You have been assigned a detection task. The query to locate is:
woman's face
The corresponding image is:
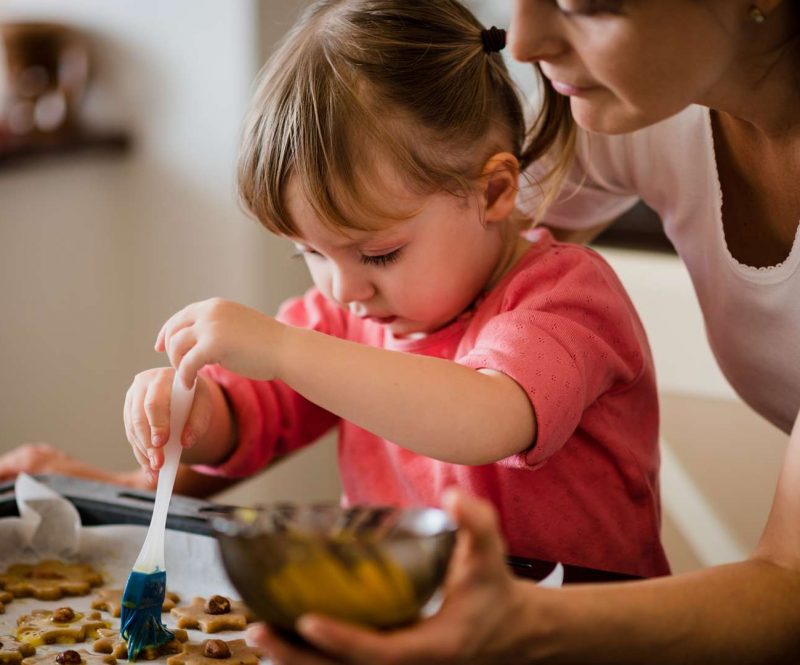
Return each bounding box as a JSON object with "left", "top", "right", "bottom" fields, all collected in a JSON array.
[{"left": 509, "top": 1, "right": 750, "bottom": 134}]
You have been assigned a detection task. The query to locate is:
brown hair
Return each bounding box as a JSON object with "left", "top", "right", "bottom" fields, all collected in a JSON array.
[
  {"left": 522, "top": 72, "right": 577, "bottom": 221},
  {"left": 238, "top": 0, "right": 554, "bottom": 236}
]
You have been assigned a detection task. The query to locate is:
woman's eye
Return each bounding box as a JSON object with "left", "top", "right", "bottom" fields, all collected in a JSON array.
[{"left": 360, "top": 249, "right": 402, "bottom": 267}]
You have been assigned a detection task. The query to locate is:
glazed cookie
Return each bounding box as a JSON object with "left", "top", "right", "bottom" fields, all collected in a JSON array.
[
  {"left": 92, "top": 628, "right": 188, "bottom": 660},
  {"left": 0, "top": 562, "right": 103, "bottom": 601},
  {"left": 170, "top": 597, "right": 253, "bottom": 633},
  {"left": 166, "top": 639, "right": 259, "bottom": 665},
  {"left": 0, "top": 636, "right": 36, "bottom": 665},
  {"left": 91, "top": 589, "right": 180, "bottom": 618},
  {"left": 0, "top": 590, "right": 13, "bottom": 614},
  {"left": 16, "top": 608, "right": 109, "bottom": 646},
  {"left": 21, "top": 648, "right": 115, "bottom": 665}
]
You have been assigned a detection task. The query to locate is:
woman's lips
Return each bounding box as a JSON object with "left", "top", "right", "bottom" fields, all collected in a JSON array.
[
  {"left": 368, "top": 315, "right": 397, "bottom": 324},
  {"left": 550, "top": 79, "right": 594, "bottom": 97}
]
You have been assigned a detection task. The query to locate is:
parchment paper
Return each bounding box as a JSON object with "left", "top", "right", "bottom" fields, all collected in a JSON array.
[{"left": 0, "top": 474, "right": 264, "bottom": 662}]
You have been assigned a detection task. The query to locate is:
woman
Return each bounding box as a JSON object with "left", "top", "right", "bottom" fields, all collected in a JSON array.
[{"left": 253, "top": 1, "right": 800, "bottom": 662}]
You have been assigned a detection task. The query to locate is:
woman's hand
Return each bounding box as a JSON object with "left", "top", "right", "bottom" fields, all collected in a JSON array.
[
  {"left": 157, "top": 298, "right": 287, "bottom": 389},
  {"left": 0, "top": 443, "right": 151, "bottom": 490},
  {"left": 251, "top": 489, "right": 537, "bottom": 665},
  {"left": 123, "top": 368, "right": 231, "bottom": 478}
]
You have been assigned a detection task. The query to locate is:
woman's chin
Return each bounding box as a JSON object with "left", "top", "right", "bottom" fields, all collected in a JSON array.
[{"left": 570, "top": 97, "right": 683, "bottom": 135}]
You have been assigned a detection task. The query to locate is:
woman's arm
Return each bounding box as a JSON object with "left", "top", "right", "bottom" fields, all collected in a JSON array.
[
  {"left": 256, "top": 409, "right": 800, "bottom": 664},
  {"left": 0, "top": 442, "right": 244, "bottom": 499}
]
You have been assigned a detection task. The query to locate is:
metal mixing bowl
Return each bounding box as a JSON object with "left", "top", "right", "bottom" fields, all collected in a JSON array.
[{"left": 212, "top": 504, "right": 457, "bottom": 632}]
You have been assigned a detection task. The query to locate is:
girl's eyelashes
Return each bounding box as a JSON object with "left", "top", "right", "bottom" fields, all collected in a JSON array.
[
  {"left": 292, "top": 244, "right": 403, "bottom": 266},
  {"left": 360, "top": 248, "right": 402, "bottom": 267}
]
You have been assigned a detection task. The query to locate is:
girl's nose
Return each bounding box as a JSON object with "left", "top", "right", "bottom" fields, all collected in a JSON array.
[
  {"left": 331, "top": 265, "right": 375, "bottom": 306},
  {"left": 508, "top": 1, "right": 565, "bottom": 64}
]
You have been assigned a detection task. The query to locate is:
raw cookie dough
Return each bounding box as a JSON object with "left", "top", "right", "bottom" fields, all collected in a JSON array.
[
  {"left": 170, "top": 597, "right": 253, "bottom": 633},
  {"left": 0, "top": 590, "right": 13, "bottom": 614},
  {"left": 0, "top": 562, "right": 103, "bottom": 601},
  {"left": 166, "top": 640, "right": 259, "bottom": 665},
  {"left": 21, "top": 648, "right": 115, "bottom": 665},
  {"left": 0, "top": 636, "right": 36, "bottom": 665},
  {"left": 16, "top": 609, "right": 109, "bottom": 646},
  {"left": 91, "top": 590, "right": 180, "bottom": 618},
  {"left": 92, "top": 628, "right": 188, "bottom": 660}
]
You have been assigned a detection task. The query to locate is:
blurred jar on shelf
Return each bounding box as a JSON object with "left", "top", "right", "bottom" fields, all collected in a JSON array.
[{"left": 0, "top": 21, "right": 90, "bottom": 147}]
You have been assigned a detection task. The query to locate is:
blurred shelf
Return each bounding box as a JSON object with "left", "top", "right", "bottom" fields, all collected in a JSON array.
[{"left": 0, "top": 129, "right": 131, "bottom": 171}]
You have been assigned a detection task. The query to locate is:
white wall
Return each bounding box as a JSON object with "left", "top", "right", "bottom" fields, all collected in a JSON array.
[{"left": 0, "top": 1, "right": 341, "bottom": 504}]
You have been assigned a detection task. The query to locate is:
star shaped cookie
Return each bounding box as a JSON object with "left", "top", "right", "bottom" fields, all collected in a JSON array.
[
  {"left": 166, "top": 639, "right": 259, "bottom": 665},
  {"left": 92, "top": 628, "right": 188, "bottom": 661},
  {"left": 16, "top": 608, "right": 109, "bottom": 646},
  {"left": 0, "top": 562, "right": 103, "bottom": 601},
  {"left": 170, "top": 597, "right": 253, "bottom": 633},
  {"left": 21, "top": 647, "right": 115, "bottom": 665},
  {"left": 0, "top": 635, "right": 36, "bottom": 665},
  {"left": 0, "top": 589, "right": 13, "bottom": 614},
  {"left": 91, "top": 589, "right": 180, "bottom": 618}
]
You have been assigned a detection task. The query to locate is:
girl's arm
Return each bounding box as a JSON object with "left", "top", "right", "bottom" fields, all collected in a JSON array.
[{"left": 277, "top": 327, "right": 535, "bottom": 465}]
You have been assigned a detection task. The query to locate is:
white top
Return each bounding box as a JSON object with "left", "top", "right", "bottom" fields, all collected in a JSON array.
[{"left": 520, "top": 105, "right": 800, "bottom": 434}]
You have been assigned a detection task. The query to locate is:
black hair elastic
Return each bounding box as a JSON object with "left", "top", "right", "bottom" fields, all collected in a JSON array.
[{"left": 481, "top": 26, "right": 506, "bottom": 53}]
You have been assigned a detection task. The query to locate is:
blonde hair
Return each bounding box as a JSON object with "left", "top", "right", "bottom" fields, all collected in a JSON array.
[
  {"left": 239, "top": 0, "right": 539, "bottom": 236},
  {"left": 522, "top": 71, "right": 577, "bottom": 222}
]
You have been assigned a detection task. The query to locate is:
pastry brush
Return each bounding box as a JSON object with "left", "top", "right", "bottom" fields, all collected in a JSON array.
[{"left": 120, "top": 372, "right": 195, "bottom": 661}]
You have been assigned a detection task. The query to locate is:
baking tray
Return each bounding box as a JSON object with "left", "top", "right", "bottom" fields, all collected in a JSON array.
[
  {"left": 0, "top": 475, "right": 639, "bottom": 584},
  {"left": 0, "top": 474, "right": 231, "bottom": 536}
]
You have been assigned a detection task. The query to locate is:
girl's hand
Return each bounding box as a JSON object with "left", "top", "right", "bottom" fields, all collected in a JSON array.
[
  {"left": 123, "top": 368, "right": 221, "bottom": 480},
  {"left": 250, "top": 490, "right": 530, "bottom": 665},
  {"left": 157, "top": 298, "right": 287, "bottom": 389}
]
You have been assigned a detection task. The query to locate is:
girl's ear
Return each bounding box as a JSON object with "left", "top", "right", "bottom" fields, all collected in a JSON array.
[{"left": 481, "top": 152, "right": 520, "bottom": 224}]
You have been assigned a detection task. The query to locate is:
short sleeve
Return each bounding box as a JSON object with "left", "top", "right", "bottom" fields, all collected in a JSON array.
[{"left": 458, "top": 246, "right": 648, "bottom": 466}]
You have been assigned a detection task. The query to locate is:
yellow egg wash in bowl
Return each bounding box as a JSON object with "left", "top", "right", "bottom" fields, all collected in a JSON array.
[{"left": 212, "top": 504, "right": 457, "bottom": 633}]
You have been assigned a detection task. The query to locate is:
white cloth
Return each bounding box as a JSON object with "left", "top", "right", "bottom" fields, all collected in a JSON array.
[{"left": 520, "top": 105, "right": 800, "bottom": 433}]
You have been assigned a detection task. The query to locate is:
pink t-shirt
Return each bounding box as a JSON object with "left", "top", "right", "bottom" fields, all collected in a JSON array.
[{"left": 199, "top": 229, "right": 668, "bottom": 577}]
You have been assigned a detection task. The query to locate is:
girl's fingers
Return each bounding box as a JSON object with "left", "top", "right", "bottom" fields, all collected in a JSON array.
[
  {"left": 125, "top": 386, "right": 153, "bottom": 473},
  {"left": 156, "top": 304, "right": 196, "bottom": 352},
  {"left": 165, "top": 326, "right": 198, "bottom": 382},
  {"left": 178, "top": 342, "right": 212, "bottom": 391},
  {"left": 143, "top": 369, "right": 175, "bottom": 449},
  {"left": 128, "top": 382, "right": 154, "bottom": 468}
]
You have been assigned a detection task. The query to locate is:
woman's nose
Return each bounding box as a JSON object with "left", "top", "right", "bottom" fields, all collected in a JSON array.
[
  {"left": 331, "top": 265, "right": 375, "bottom": 306},
  {"left": 508, "top": 1, "right": 565, "bottom": 64}
]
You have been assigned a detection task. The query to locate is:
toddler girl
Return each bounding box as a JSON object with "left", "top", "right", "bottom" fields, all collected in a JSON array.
[{"left": 125, "top": 0, "right": 668, "bottom": 577}]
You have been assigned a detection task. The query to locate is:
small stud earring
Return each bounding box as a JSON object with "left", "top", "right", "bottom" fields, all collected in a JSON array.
[{"left": 748, "top": 5, "right": 766, "bottom": 23}]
